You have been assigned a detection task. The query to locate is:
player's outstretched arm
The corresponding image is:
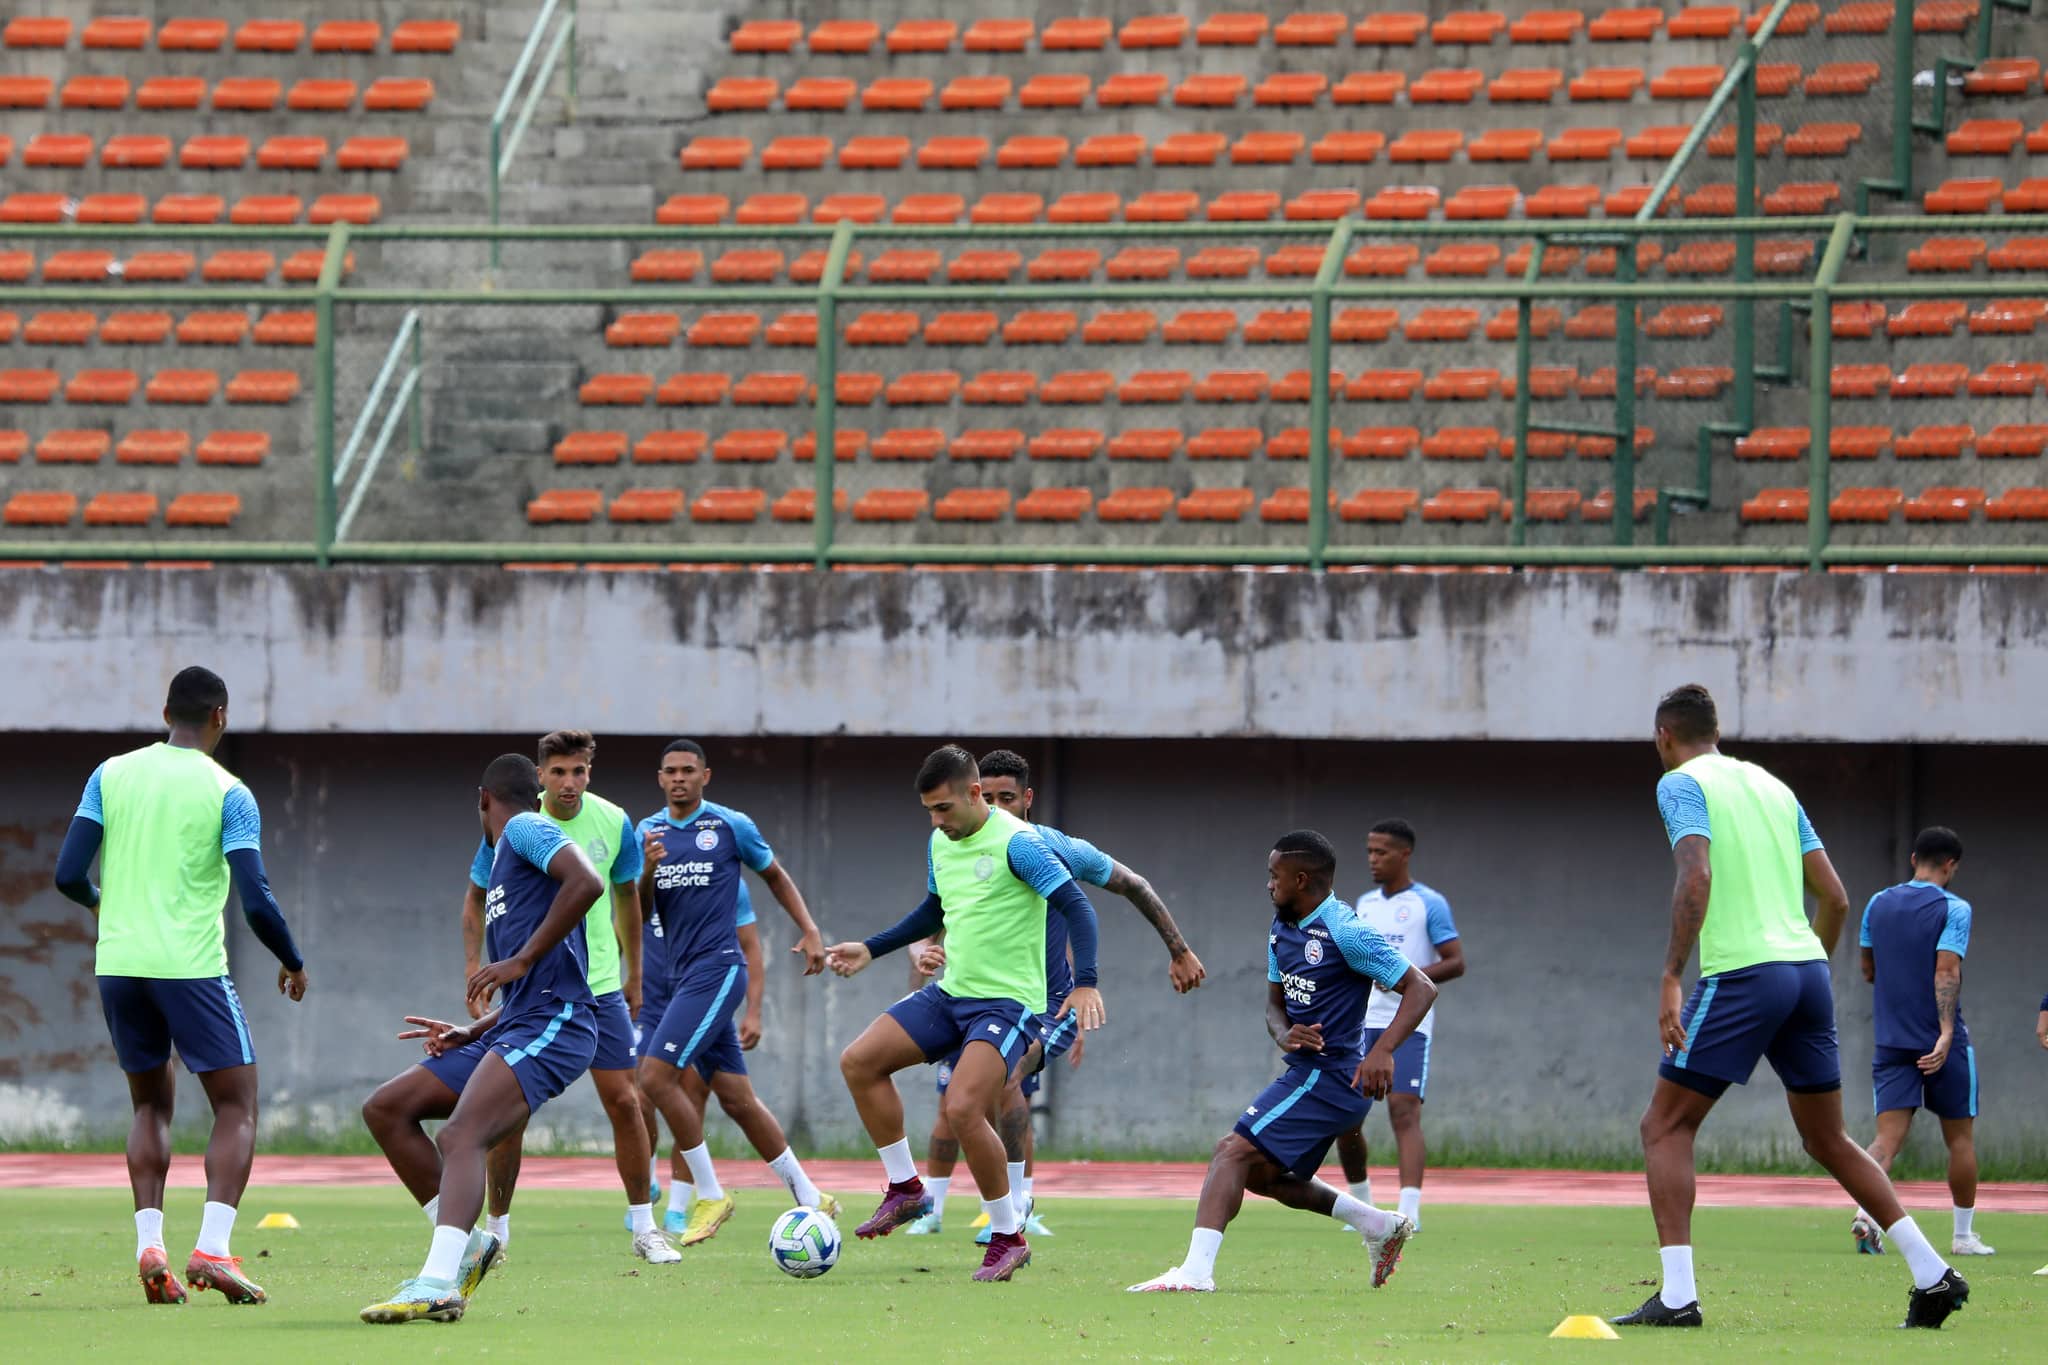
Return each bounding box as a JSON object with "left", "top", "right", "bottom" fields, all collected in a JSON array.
[
  {"left": 1802, "top": 848, "right": 1850, "bottom": 956},
  {"left": 52, "top": 815, "right": 103, "bottom": 911},
  {"left": 832, "top": 894, "right": 945, "bottom": 976},
  {"left": 227, "top": 847, "right": 307, "bottom": 1000},
  {"left": 467, "top": 840, "right": 602, "bottom": 1011},
  {"left": 759, "top": 859, "right": 826, "bottom": 975},
  {"left": 1103, "top": 858, "right": 1205, "bottom": 992},
  {"left": 399, "top": 1010, "right": 496, "bottom": 1056}
]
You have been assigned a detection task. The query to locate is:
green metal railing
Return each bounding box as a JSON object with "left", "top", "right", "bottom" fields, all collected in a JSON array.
[{"left": 488, "top": 0, "right": 578, "bottom": 271}]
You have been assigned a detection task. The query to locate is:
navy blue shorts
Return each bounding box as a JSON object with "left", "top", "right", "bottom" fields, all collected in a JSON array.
[
  {"left": 590, "top": 990, "right": 638, "bottom": 1071},
  {"left": 1874, "top": 1040, "right": 1977, "bottom": 1120},
  {"left": 1660, "top": 959, "right": 1841, "bottom": 1099},
  {"left": 423, "top": 1001, "right": 598, "bottom": 1114},
  {"left": 887, "top": 983, "right": 1033, "bottom": 1073},
  {"left": 936, "top": 1047, "right": 1042, "bottom": 1098},
  {"left": 1359, "top": 1028, "right": 1431, "bottom": 1113},
  {"left": 1033, "top": 1009, "right": 1082, "bottom": 1068},
  {"left": 98, "top": 975, "right": 255, "bottom": 1075},
  {"left": 634, "top": 973, "right": 671, "bottom": 1045},
  {"left": 1234, "top": 1063, "right": 1370, "bottom": 1181},
  {"left": 646, "top": 962, "right": 747, "bottom": 1078}
]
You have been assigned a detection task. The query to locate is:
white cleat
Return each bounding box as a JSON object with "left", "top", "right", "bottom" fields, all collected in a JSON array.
[
  {"left": 633, "top": 1229, "right": 682, "bottom": 1264},
  {"left": 1126, "top": 1266, "right": 1215, "bottom": 1293},
  {"left": 1951, "top": 1233, "right": 1996, "bottom": 1257},
  {"left": 1367, "top": 1213, "right": 1415, "bottom": 1288}
]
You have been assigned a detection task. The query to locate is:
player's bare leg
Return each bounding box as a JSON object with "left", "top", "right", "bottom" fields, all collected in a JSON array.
[
  {"left": 944, "top": 1041, "right": 1029, "bottom": 1280},
  {"left": 636, "top": 1053, "right": 728, "bottom": 1245},
  {"left": 585, "top": 1069, "right": 673, "bottom": 1261},
  {"left": 1387, "top": 1094, "right": 1426, "bottom": 1228},
  {"left": 1938, "top": 1117, "right": 1989, "bottom": 1254},
  {"left": 485, "top": 1122, "right": 522, "bottom": 1223},
  {"left": 362, "top": 1068, "right": 461, "bottom": 1205},
  {"left": 124, "top": 1064, "right": 186, "bottom": 1304},
  {"left": 907, "top": 1114, "right": 958, "bottom": 1233},
  {"left": 1855, "top": 1108, "right": 1915, "bottom": 1253},
  {"left": 180, "top": 1064, "right": 265, "bottom": 1303},
  {"left": 839, "top": 1014, "right": 943, "bottom": 1238},
  {"left": 1616, "top": 1078, "right": 1717, "bottom": 1325},
  {"left": 705, "top": 1070, "right": 836, "bottom": 1218}
]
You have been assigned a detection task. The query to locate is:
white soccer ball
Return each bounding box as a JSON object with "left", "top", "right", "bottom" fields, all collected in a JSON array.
[{"left": 768, "top": 1206, "right": 841, "bottom": 1278}]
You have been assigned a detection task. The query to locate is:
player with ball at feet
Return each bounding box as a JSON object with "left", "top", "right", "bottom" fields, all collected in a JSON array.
[{"left": 1130, "top": 830, "right": 1434, "bottom": 1294}]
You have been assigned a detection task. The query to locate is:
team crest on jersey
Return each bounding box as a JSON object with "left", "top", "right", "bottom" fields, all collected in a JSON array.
[
  {"left": 695, "top": 827, "right": 720, "bottom": 851},
  {"left": 591, "top": 837, "right": 610, "bottom": 866},
  {"left": 1303, "top": 938, "right": 1324, "bottom": 965},
  {"left": 1396, "top": 905, "right": 1411, "bottom": 922},
  {"left": 973, "top": 855, "right": 995, "bottom": 882}
]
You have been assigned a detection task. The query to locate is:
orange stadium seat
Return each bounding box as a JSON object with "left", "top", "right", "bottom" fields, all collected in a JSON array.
[
  {"left": 1412, "top": 69, "right": 1486, "bottom": 104},
  {"left": 888, "top": 19, "right": 956, "bottom": 53},
  {"left": 1257, "top": 72, "right": 1329, "bottom": 106},
  {"left": 1340, "top": 489, "right": 1420, "bottom": 523},
  {"left": 1030, "top": 429, "right": 1105, "bottom": 460},
  {"left": 234, "top": 20, "right": 304, "bottom": 52},
  {"left": 1355, "top": 13, "right": 1429, "bottom": 44},
  {"left": 1590, "top": 7, "right": 1665, "bottom": 39},
  {"left": 965, "top": 18, "right": 1034, "bottom": 51},
  {"left": 166, "top": 493, "right": 240, "bottom": 527},
  {"left": 810, "top": 20, "right": 879, "bottom": 53},
  {"left": 1120, "top": 15, "right": 1189, "bottom": 48},
  {"left": 1098, "top": 488, "right": 1176, "bottom": 522},
  {"left": 1333, "top": 72, "right": 1407, "bottom": 104},
  {"left": 1042, "top": 18, "right": 1111, "bottom": 49},
  {"left": 5, "top": 492, "right": 79, "bottom": 526},
  {"left": 1016, "top": 488, "right": 1093, "bottom": 522},
  {"left": 1904, "top": 487, "right": 1986, "bottom": 522},
  {"left": 690, "top": 489, "right": 767, "bottom": 524}
]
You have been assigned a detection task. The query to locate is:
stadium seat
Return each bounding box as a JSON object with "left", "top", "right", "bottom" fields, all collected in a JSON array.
[
  {"left": 1333, "top": 72, "right": 1407, "bottom": 104},
  {"left": 1344, "top": 427, "right": 1421, "bottom": 459},
  {"left": 1740, "top": 488, "right": 1809, "bottom": 522},
  {"left": 1829, "top": 487, "right": 1904, "bottom": 523},
  {"left": 1256, "top": 72, "right": 1329, "bottom": 106},
  {"left": 1571, "top": 67, "right": 1646, "bottom": 101},
  {"left": 707, "top": 78, "right": 777, "bottom": 112},
  {"left": 1980, "top": 425, "right": 2048, "bottom": 457},
  {"left": 101, "top": 312, "right": 171, "bottom": 344},
  {"left": 785, "top": 78, "right": 854, "bottom": 111},
  {"left": 359, "top": 77, "right": 436, "bottom": 110},
  {"left": 888, "top": 18, "right": 956, "bottom": 53},
  {"left": 792, "top": 431, "right": 867, "bottom": 461},
  {"left": 691, "top": 489, "right": 767, "bottom": 523},
  {"left": 963, "top": 371, "right": 1037, "bottom": 404},
  {"left": 1020, "top": 74, "right": 1091, "bottom": 108},
  {"left": 872, "top": 431, "right": 946, "bottom": 462},
  {"left": 1178, "top": 488, "right": 1256, "bottom": 522},
  {"left": 654, "top": 372, "right": 730, "bottom": 406},
  {"left": 1971, "top": 362, "right": 2048, "bottom": 396},
  {"left": 1042, "top": 371, "right": 1113, "bottom": 403},
  {"left": 527, "top": 489, "right": 602, "bottom": 525},
  {"left": 998, "top": 135, "right": 1068, "bottom": 169},
  {"left": 1946, "top": 120, "right": 2022, "bottom": 156},
  {"left": 608, "top": 489, "right": 686, "bottom": 524},
  {"left": 1340, "top": 489, "right": 1420, "bottom": 523},
  {"left": 1652, "top": 66, "right": 1725, "bottom": 99},
  {"left": 769, "top": 488, "right": 848, "bottom": 523},
  {"left": 555, "top": 431, "right": 627, "bottom": 466},
  {"left": 1412, "top": 70, "right": 1486, "bottom": 104},
  {"left": 136, "top": 77, "right": 204, "bottom": 109},
  {"left": 933, "top": 489, "right": 1011, "bottom": 523},
  {"left": 1806, "top": 62, "right": 1880, "bottom": 96},
  {"left": 941, "top": 78, "right": 1009, "bottom": 112},
  {"left": 1986, "top": 489, "right": 2048, "bottom": 521},
  {"left": 1029, "top": 429, "right": 1105, "bottom": 460},
  {"left": 950, "top": 429, "right": 1024, "bottom": 461},
  {"left": 965, "top": 18, "right": 1035, "bottom": 51},
  {"left": 1108, "top": 429, "right": 1185, "bottom": 460},
  {"left": 1904, "top": 487, "right": 1986, "bottom": 521},
  {"left": 1120, "top": 14, "right": 1188, "bottom": 47},
  {"left": 118, "top": 430, "right": 190, "bottom": 465},
  {"left": 1896, "top": 425, "right": 1975, "bottom": 458},
  {"left": 1422, "top": 489, "right": 1504, "bottom": 522},
  {"left": 165, "top": 494, "right": 240, "bottom": 528},
  {"left": 1963, "top": 58, "right": 2039, "bottom": 96},
  {"left": 4, "top": 492, "right": 79, "bottom": 526},
  {"left": 1349, "top": 369, "right": 1424, "bottom": 401},
  {"left": 38, "top": 429, "right": 112, "bottom": 463},
  {"left": 1313, "top": 131, "right": 1387, "bottom": 163},
  {"left": 179, "top": 311, "right": 251, "bottom": 343},
  {"left": 1891, "top": 363, "right": 1969, "bottom": 397},
  {"left": 1355, "top": 13, "right": 1430, "bottom": 44},
  {"left": 1098, "top": 488, "right": 1176, "bottom": 522},
  {"left": 1016, "top": 488, "right": 1092, "bottom": 521},
  {"left": 1522, "top": 489, "right": 1584, "bottom": 522},
  {"left": 213, "top": 77, "right": 282, "bottom": 111},
  {"left": 1176, "top": 74, "right": 1247, "bottom": 108}
]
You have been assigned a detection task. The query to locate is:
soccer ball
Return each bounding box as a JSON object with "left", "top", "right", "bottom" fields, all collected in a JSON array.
[{"left": 768, "top": 1206, "right": 841, "bottom": 1279}]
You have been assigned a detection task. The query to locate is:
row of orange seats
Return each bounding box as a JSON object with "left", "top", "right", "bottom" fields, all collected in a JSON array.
[
  {"left": 2, "top": 309, "right": 314, "bottom": 346},
  {"left": 0, "top": 368, "right": 300, "bottom": 404},
  {"left": 0, "top": 75, "right": 434, "bottom": 111},
  {"left": 1946, "top": 119, "right": 2048, "bottom": 156},
  {"left": 1827, "top": 363, "right": 2048, "bottom": 398},
  {"left": 1737, "top": 424, "right": 2048, "bottom": 458},
  {"left": 1901, "top": 238, "right": 2048, "bottom": 273},
  {"left": 1924, "top": 178, "right": 2048, "bottom": 213},
  {"left": 1831, "top": 300, "right": 2048, "bottom": 337},
  {"left": 2, "top": 17, "right": 457, "bottom": 53},
  {"left": 0, "top": 429, "right": 270, "bottom": 464},
  {"left": 1, "top": 189, "right": 385, "bottom": 226},
  {"left": 4, "top": 490, "right": 242, "bottom": 527},
  {"left": 1742, "top": 486, "right": 2048, "bottom": 521},
  {"left": 724, "top": 7, "right": 1927, "bottom": 56},
  {"left": 1, "top": 245, "right": 359, "bottom": 283},
  {"left": 0, "top": 131, "right": 408, "bottom": 173}
]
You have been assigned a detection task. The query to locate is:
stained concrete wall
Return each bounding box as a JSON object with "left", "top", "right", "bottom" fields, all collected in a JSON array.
[
  {"left": 6, "top": 566, "right": 2048, "bottom": 742},
  {"left": 4, "top": 731, "right": 2044, "bottom": 1168}
]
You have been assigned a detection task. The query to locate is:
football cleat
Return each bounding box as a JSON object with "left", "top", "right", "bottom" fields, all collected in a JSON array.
[
  {"left": 455, "top": 1231, "right": 502, "bottom": 1298},
  {"left": 677, "top": 1195, "right": 734, "bottom": 1247},
  {"left": 1126, "top": 1266, "right": 1215, "bottom": 1293},
  {"left": 359, "top": 1276, "right": 464, "bottom": 1324},
  {"left": 185, "top": 1251, "right": 265, "bottom": 1305},
  {"left": 903, "top": 1212, "right": 944, "bottom": 1235},
  {"left": 1951, "top": 1233, "right": 1995, "bottom": 1257},
  {"left": 1368, "top": 1213, "right": 1414, "bottom": 1289},
  {"left": 972, "top": 1231, "right": 1030, "bottom": 1282},
  {"left": 854, "top": 1181, "right": 931, "bottom": 1240},
  {"left": 633, "top": 1229, "right": 681, "bottom": 1264},
  {"left": 1612, "top": 1292, "right": 1703, "bottom": 1327},
  {"left": 1900, "top": 1268, "right": 1969, "bottom": 1329},
  {"left": 139, "top": 1247, "right": 186, "bottom": 1305}
]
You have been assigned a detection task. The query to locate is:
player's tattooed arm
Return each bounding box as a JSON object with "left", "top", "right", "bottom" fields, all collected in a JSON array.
[
  {"left": 1660, "top": 835, "right": 1712, "bottom": 1053},
  {"left": 1921, "top": 950, "right": 1963, "bottom": 1073},
  {"left": 1105, "top": 859, "right": 1207, "bottom": 992}
]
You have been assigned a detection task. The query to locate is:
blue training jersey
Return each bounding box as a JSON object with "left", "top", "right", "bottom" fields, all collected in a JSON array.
[
  {"left": 1032, "top": 823, "right": 1114, "bottom": 1006},
  {"left": 77, "top": 761, "right": 264, "bottom": 855},
  {"left": 484, "top": 811, "right": 594, "bottom": 1017},
  {"left": 644, "top": 880, "right": 754, "bottom": 997},
  {"left": 1267, "top": 895, "right": 1411, "bottom": 1074},
  {"left": 639, "top": 800, "right": 773, "bottom": 984},
  {"left": 1860, "top": 880, "right": 1972, "bottom": 1052}
]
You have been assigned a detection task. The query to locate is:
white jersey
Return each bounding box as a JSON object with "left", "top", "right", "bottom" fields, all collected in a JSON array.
[{"left": 1356, "top": 881, "right": 1458, "bottom": 1035}]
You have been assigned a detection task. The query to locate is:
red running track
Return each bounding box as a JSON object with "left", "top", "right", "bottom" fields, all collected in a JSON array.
[{"left": 4, "top": 1155, "right": 2046, "bottom": 1212}]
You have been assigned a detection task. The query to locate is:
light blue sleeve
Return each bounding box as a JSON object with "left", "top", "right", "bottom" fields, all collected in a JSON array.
[
  {"left": 1035, "top": 824, "right": 1117, "bottom": 887},
  {"left": 609, "top": 812, "right": 644, "bottom": 884},
  {"left": 1795, "top": 804, "right": 1823, "bottom": 854},
  {"left": 1005, "top": 828, "right": 1077, "bottom": 898},
  {"left": 1656, "top": 772, "right": 1712, "bottom": 846},
  {"left": 1937, "top": 894, "right": 1972, "bottom": 957},
  {"left": 1329, "top": 910, "right": 1412, "bottom": 990},
  {"left": 502, "top": 811, "right": 573, "bottom": 875},
  {"left": 729, "top": 809, "right": 775, "bottom": 873},
  {"left": 75, "top": 764, "right": 106, "bottom": 824},
  {"left": 468, "top": 837, "right": 494, "bottom": 889},
  {"left": 1267, "top": 940, "right": 1282, "bottom": 984},
  {"left": 735, "top": 880, "right": 757, "bottom": 927},
  {"left": 1419, "top": 887, "right": 1459, "bottom": 946},
  {"left": 1858, "top": 894, "right": 1879, "bottom": 949},
  {"left": 219, "top": 783, "right": 262, "bottom": 855}
]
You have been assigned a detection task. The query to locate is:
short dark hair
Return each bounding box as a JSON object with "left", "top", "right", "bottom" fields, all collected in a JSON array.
[
  {"left": 482, "top": 753, "right": 541, "bottom": 808},
  {"left": 977, "top": 749, "right": 1031, "bottom": 789},
  {"left": 917, "top": 744, "right": 978, "bottom": 794},
  {"left": 164, "top": 666, "right": 228, "bottom": 724},
  {"left": 661, "top": 739, "right": 707, "bottom": 764},
  {"left": 1912, "top": 826, "right": 1964, "bottom": 866},
  {"left": 1656, "top": 683, "right": 1720, "bottom": 744},
  {"left": 1273, "top": 829, "right": 1338, "bottom": 879},
  {"left": 538, "top": 729, "right": 596, "bottom": 764},
  {"left": 1370, "top": 818, "right": 1416, "bottom": 850}
]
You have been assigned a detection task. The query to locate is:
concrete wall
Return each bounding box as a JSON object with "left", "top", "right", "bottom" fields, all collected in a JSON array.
[
  {"left": 7, "top": 566, "right": 2048, "bottom": 743},
  {"left": 5, "top": 730, "right": 2044, "bottom": 1167}
]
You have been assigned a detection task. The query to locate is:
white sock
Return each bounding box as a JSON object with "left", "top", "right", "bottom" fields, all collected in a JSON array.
[
  {"left": 983, "top": 1196, "right": 1020, "bottom": 1237},
  {"left": 1021, "top": 1174, "right": 1034, "bottom": 1205},
  {"left": 486, "top": 1213, "right": 509, "bottom": 1246},
  {"left": 681, "top": 1143, "right": 725, "bottom": 1202},
  {"left": 196, "top": 1201, "right": 236, "bottom": 1258},
  {"left": 1659, "top": 1245, "right": 1697, "bottom": 1309},
  {"left": 649, "top": 1155, "right": 661, "bottom": 1190},
  {"left": 927, "top": 1175, "right": 952, "bottom": 1217},
  {"left": 1184, "top": 1226, "right": 1224, "bottom": 1280},
  {"left": 1008, "top": 1161, "right": 1029, "bottom": 1217},
  {"left": 135, "top": 1207, "right": 165, "bottom": 1257},
  {"left": 1349, "top": 1178, "right": 1374, "bottom": 1206},
  {"left": 878, "top": 1137, "right": 917, "bottom": 1185},
  {"left": 667, "top": 1181, "right": 694, "bottom": 1216},
  {"left": 1954, "top": 1205, "right": 1975, "bottom": 1238},
  {"left": 627, "top": 1203, "right": 655, "bottom": 1235},
  {"left": 422, "top": 1194, "right": 441, "bottom": 1226},
  {"left": 1398, "top": 1186, "right": 1423, "bottom": 1225},
  {"left": 1331, "top": 1191, "right": 1397, "bottom": 1238},
  {"left": 768, "top": 1147, "right": 821, "bottom": 1207},
  {"left": 420, "top": 1224, "right": 471, "bottom": 1284},
  {"left": 1887, "top": 1216, "right": 1949, "bottom": 1289}
]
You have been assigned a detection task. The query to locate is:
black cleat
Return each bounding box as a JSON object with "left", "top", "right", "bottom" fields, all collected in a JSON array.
[
  {"left": 1612, "top": 1292, "right": 1703, "bottom": 1327},
  {"left": 1900, "top": 1268, "right": 1969, "bottom": 1329}
]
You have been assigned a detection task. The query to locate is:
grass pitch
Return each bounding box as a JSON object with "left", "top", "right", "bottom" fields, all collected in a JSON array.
[{"left": 1, "top": 1188, "right": 2041, "bottom": 1361}]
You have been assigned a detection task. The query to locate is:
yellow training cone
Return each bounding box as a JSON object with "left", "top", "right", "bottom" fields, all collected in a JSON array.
[
  {"left": 1550, "top": 1316, "right": 1620, "bottom": 1340},
  {"left": 255, "top": 1212, "right": 300, "bottom": 1230}
]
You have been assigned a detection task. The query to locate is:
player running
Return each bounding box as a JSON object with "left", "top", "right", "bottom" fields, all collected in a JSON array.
[
  {"left": 1850, "top": 827, "right": 1992, "bottom": 1259},
  {"left": 915, "top": 748, "right": 1203, "bottom": 1243},
  {"left": 1332, "top": 819, "right": 1464, "bottom": 1232},
  {"left": 358, "top": 754, "right": 603, "bottom": 1324},
  {"left": 828, "top": 745, "right": 1103, "bottom": 1282},
  {"left": 1615, "top": 684, "right": 1966, "bottom": 1330},
  {"left": 54, "top": 666, "right": 308, "bottom": 1307},
  {"left": 458, "top": 731, "right": 674, "bottom": 1264},
  {"left": 635, "top": 739, "right": 832, "bottom": 1247},
  {"left": 1130, "top": 830, "right": 1432, "bottom": 1294}
]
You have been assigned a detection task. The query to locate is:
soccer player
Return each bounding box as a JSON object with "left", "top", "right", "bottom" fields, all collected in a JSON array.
[
  {"left": 1332, "top": 819, "right": 1464, "bottom": 1232},
  {"left": 1614, "top": 684, "right": 1966, "bottom": 1330},
  {"left": 635, "top": 739, "right": 832, "bottom": 1248},
  {"left": 357, "top": 754, "right": 603, "bottom": 1324},
  {"left": 827, "top": 745, "right": 1104, "bottom": 1282},
  {"left": 1128, "top": 830, "right": 1432, "bottom": 1294},
  {"left": 54, "top": 665, "right": 308, "bottom": 1307},
  {"left": 458, "top": 731, "right": 674, "bottom": 1264},
  {"left": 1851, "top": 827, "right": 1991, "bottom": 1258}
]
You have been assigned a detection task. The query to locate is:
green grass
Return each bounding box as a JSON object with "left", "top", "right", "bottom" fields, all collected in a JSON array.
[{"left": 2, "top": 1188, "right": 2042, "bottom": 1362}]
